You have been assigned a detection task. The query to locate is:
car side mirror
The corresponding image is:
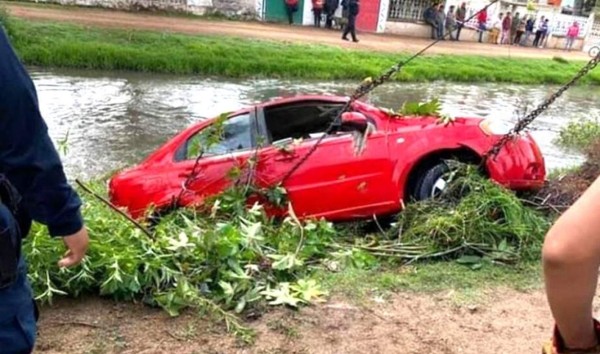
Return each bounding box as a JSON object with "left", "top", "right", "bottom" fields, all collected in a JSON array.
[{"left": 340, "top": 112, "right": 369, "bottom": 133}]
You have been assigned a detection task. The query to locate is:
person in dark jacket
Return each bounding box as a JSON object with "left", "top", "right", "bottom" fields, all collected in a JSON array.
[
  {"left": 324, "top": 0, "right": 339, "bottom": 29},
  {"left": 341, "top": 0, "right": 349, "bottom": 19},
  {"left": 342, "top": 0, "right": 359, "bottom": 42},
  {"left": 423, "top": 4, "right": 439, "bottom": 40},
  {"left": 0, "top": 26, "right": 89, "bottom": 353},
  {"left": 522, "top": 16, "right": 535, "bottom": 45}
]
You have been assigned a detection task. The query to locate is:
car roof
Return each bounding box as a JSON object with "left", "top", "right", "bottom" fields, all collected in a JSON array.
[
  {"left": 188, "top": 95, "right": 356, "bottom": 131},
  {"left": 257, "top": 94, "right": 350, "bottom": 108}
]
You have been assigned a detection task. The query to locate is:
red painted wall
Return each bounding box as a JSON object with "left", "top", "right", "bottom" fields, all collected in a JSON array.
[{"left": 356, "top": 0, "right": 381, "bottom": 32}]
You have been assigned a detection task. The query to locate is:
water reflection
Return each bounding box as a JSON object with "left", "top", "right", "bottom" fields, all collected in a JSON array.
[{"left": 31, "top": 68, "right": 597, "bottom": 179}]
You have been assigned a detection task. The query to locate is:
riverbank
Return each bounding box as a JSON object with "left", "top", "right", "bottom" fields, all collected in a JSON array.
[{"left": 2, "top": 4, "right": 600, "bottom": 85}]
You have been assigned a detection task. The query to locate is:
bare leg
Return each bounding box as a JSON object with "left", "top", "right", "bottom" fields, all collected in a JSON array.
[{"left": 543, "top": 176, "right": 600, "bottom": 349}]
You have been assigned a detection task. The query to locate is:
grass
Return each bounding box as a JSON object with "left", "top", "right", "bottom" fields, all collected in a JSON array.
[
  {"left": 556, "top": 117, "right": 600, "bottom": 151},
  {"left": 3, "top": 16, "right": 600, "bottom": 85},
  {"left": 3, "top": 0, "right": 248, "bottom": 20},
  {"left": 316, "top": 261, "right": 541, "bottom": 304},
  {"left": 547, "top": 165, "right": 581, "bottom": 179}
]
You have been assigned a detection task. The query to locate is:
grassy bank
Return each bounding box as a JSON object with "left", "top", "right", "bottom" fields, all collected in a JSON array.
[
  {"left": 2, "top": 15, "right": 600, "bottom": 84},
  {"left": 556, "top": 117, "right": 600, "bottom": 151},
  {"left": 317, "top": 261, "right": 541, "bottom": 305}
]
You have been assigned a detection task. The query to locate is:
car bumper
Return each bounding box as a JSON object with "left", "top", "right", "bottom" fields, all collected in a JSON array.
[{"left": 485, "top": 133, "right": 546, "bottom": 191}]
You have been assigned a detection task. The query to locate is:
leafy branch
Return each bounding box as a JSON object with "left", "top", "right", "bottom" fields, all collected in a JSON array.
[{"left": 384, "top": 98, "right": 455, "bottom": 126}]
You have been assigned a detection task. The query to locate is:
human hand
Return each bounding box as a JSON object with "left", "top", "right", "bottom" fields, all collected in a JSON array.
[{"left": 58, "top": 227, "right": 90, "bottom": 268}]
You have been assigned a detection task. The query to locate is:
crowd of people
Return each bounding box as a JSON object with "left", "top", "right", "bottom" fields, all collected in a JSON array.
[
  {"left": 284, "top": 0, "right": 361, "bottom": 42},
  {"left": 423, "top": 3, "right": 582, "bottom": 51},
  {"left": 283, "top": 0, "right": 583, "bottom": 51}
]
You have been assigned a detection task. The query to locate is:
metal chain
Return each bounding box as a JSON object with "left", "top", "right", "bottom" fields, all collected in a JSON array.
[
  {"left": 280, "top": 0, "right": 501, "bottom": 183},
  {"left": 485, "top": 53, "right": 600, "bottom": 160}
]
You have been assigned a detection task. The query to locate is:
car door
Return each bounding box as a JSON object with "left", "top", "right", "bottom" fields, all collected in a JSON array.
[
  {"left": 255, "top": 120, "right": 397, "bottom": 220},
  {"left": 167, "top": 111, "right": 259, "bottom": 208}
]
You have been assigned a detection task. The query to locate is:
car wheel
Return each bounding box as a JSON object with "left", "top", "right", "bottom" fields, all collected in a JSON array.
[
  {"left": 590, "top": 46, "right": 600, "bottom": 58},
  {"left": 411, "top": 161, "right": 452, "bottom": 201}
]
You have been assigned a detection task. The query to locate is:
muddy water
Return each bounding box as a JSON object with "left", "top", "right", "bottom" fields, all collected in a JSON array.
[{"left": 31, "top": 68, "right": 600, "bottom": 179}]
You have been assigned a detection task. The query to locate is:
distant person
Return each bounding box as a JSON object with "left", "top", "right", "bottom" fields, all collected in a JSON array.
[
  {"left": 312, "top": 0, "right": 324, "bottom": 27},
  {"left": 477, "top": 8, "right": 488, "bottom": 43},
  {"left": 446, "top": 5, "right": 457, "bottom": 40},
  {"left": 514, "top": 15, "right": 526, "bottom": 45},
  {"left": 532, "top": 16, "right": 546, "bottom": 47},
  {"left": 489, "top": 12, "right": 502, "bottom": 44},
  {"left": 501, "top": 12, "right": 512, "bottom": 45},
  {"left": 436, "top": 3, "right": 446, "bottom": 40},
  {"left": 342, "top": 0, "right": 359, "bottom": 42},
  {"left": 285, "top": 0, "right": 299, "bottom": 25},
  {"left": 539, "top": 18, "right": 550, "bottom": 48},
  {"left": 324, "top": 0, "right": 339, "bottom": 29},
  {"left": 455, "top": 2, "right": 467, "bottom": 41},
  {"left": 510, "top": 12, "right": 520, "bottom": 44},
  {"left": 565, "top": 21, "right": 580, "bottom": 52},
  {"left": 522, "top": 15, "right": 535, "bottom": 45},
  {"left": 424, "top": 4, "right": 439, "bottom": 40}
]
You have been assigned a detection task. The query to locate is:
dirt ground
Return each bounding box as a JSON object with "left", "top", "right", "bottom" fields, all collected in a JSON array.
[
  {"left": 34, "top": 287, "right": 569, "bottom": 354},
  {"left": 3, "top": 2, "right": 590, "bottom": 61}
]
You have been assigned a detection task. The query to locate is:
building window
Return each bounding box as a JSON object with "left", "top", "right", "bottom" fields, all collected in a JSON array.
[
  {"left": 388, "top": 0, "right": 430, "bottom": 22},
  {"left": 591, "top": 20, "right": 600, "bottom": 38}
]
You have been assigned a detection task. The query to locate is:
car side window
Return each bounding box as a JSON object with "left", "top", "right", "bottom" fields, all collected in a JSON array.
[{"left": 185, "top": 113, "right": 253, "bottom": 160}]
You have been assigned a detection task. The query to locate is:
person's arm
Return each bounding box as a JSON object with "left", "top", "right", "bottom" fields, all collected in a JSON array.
[{"left": 0, "top": 27, "right": 88, "bottom": 267}]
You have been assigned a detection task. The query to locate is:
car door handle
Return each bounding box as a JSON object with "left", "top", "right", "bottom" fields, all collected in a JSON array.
[
  {"left": 275, "top": 154, "right": 297, "bottom": 161},
  {"left": 178, "top": 169, "right": 197, "bottom": 178}
]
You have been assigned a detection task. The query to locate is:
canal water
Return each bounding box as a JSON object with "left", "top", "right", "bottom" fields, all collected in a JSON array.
[{"left": 31, "top": 68, "right": 600, "bottom": 179}]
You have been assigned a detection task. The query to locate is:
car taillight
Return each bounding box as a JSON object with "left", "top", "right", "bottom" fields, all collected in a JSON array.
[{"left": 525, "top": 162, "right": 544, "bottom": 180}]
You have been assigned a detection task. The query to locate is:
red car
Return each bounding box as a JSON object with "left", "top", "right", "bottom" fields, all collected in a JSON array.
[{"left": 108, "top": 95, "right": 546, "bottom": 220}]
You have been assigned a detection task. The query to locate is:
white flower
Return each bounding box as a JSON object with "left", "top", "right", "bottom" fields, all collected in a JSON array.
[
  {"left": 244, "top": 264, "right": 260, "bottom": 274},
  {"left": 240, "top": 218, "right": 263, "bottom": 244},
  {"left": 210, "top": 199, "right": 221, "bottom": 218},
  {"left": 304, "top": 222, "right": 317, "bottom": 231},
  {"left": 248, "top": 202, "right": 264, "bottom": 217},
  {"left": 167, "top": 232, "right": 196, "bottom": 251}
]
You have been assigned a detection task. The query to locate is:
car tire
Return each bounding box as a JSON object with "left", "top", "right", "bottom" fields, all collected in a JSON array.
[{"left": 411, "top": 161, "right": 451, "bottom": 201}]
